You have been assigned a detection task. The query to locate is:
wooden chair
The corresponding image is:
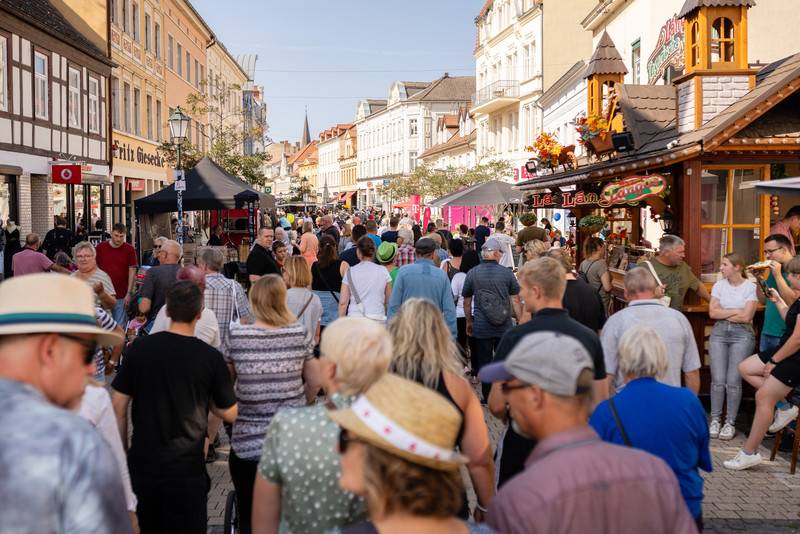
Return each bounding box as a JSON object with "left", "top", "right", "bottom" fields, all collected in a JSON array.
[{"left": 769, "top": 395, "right": 800, "bottom": 474}]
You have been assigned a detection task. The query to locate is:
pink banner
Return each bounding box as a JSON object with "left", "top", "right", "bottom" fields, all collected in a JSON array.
[
  {"left": 410, "top": 194, "right": 421, "bottom": 222},
  {"left": 423, "top": 207, "right": 431, "bottom": 231}
]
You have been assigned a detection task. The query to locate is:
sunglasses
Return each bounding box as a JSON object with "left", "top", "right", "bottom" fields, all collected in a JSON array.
[
  {"left": 500, "top": 382, "right": 531, "bottom": 393},
  {"left": 58, "top": 334, "right": 99, "bottom": 365},
  {"left": 338, "top": 428, "right": 363, "bottom": 454}
]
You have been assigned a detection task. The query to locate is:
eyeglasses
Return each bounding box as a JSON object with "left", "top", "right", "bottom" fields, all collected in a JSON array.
[
  {"left": 58, "top": 334, "right": 99, "bottom": 365},
  {"left": 338, "top": 428, "right": 363, "bottom": 454},
  {"left": 764, "top": 247, "right": 782, "bottom": 255},
  {"left": 500, "top": 382, "right": 531, "bottom": 393},
  {"left": 75, "top": 255, "right": 93, "bottom": 260}
]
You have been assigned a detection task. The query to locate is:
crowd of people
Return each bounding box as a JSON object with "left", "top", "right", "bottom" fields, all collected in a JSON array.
[{"left": 1, "top": 206, "right": 799, "bottom": 534}]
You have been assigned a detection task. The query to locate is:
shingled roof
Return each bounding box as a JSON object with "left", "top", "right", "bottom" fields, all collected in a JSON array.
[
  {"left": 420, "top": 129, "right": 477, "bottom": 160},
  {"left": 407, "top": 75, "right": 476, "bottom": 102},
  {"left": 584, "top": 31, "right": 628, "bottom": 78},
  {"left": 678, "top": 0, "right": 756, "bottom": 19},
  {"left": 615, "top": 84, "right": 678, "bottom": 154},
  {"left": 1, "top": 0, "right": 110, "bottom": 63}
]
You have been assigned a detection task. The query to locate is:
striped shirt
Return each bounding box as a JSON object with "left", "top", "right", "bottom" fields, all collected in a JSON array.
[
  {"left": 94, "top": 307, "right": 117, "bottom": 381},
  {"left": 226, "top": 323, "right": 314, "bottom": 461}
]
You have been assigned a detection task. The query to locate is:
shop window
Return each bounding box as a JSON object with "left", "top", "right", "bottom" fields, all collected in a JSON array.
[
  {"left": 34, "top": 53, "right": 48, "bottom": 119},
  {"left": 700, "top": 167, "right": 763, "bottom": 273},
  {"left": 711, "top": 17, "right": 735, "bottom": 63}
]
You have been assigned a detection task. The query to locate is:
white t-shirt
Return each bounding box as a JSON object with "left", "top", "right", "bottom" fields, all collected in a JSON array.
[
  {"left": 76, "top": 385, "right": 137, "bottom": 512},
  {"left": 287, "top": 287, "right": 323, "bottom": 338},
  {"left": 711, "top": 278, "right": 758, "bottom": 310},
  {"left": 491, "top": 232, "right": 517, "bottom": 269},
  {"left": 151, "top": 306, "right": 221, "bottom": 348},
  {"left": 342, "top": 261, "right": 391, "bottom": 318},
  {"left": 451, "top": 272, "right": 475, "bottom": 319}
]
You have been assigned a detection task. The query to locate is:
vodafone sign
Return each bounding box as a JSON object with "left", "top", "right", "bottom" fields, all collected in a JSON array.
[{"left": 52, "top": 165, "right": 82, "bottom": 184}]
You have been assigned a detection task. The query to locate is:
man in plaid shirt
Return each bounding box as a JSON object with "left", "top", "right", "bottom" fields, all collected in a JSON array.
[
  {"left": 395, "top": 228, "right": 417, "bottom": 268},
  {"left": 197, "top": 247, "right": 253, "bottom": 460}
]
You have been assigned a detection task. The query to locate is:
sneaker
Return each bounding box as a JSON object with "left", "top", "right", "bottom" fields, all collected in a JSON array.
[
  {"left": 709, "top": 420, "right": 721, "bottom": 438},
  {"left": 768, "top": 405, "right": 799, "bottom": 433},
  {"left": 723, "top": 450, "right": 762, "bottom": 470},
  {"left": 719, "top": 423, "right": 736, "bottom": 440}
]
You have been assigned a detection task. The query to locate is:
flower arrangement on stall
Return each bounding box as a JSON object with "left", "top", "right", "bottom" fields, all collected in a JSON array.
[
  {"left": 579, "top": 214, "right": 606, "bottom": 235},
  {"left": 575, "top": 116, "right": 610, "bottom": 158},
  {"left": 527, "top": 132, "right": 563, "bottom": 170}
]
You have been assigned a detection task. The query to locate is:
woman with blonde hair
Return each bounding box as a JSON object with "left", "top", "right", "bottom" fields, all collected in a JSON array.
[
  {"left": 283, "top": 255, "right": 323, "bottom": 344},
  {"left": 388, "top": 298, "right": 495, "bottom": 521},
  {"left": 299, "top": 219, "right": 319, "bottom": 266},
  {"left": 340, "top": 222, "right": 353, "bottom": 251},
  {"left": 523, "top": 239, "right": 548, "bottom": 262},
  {"left": 226, "top": 274, "right": 321, "bottom": 534}
]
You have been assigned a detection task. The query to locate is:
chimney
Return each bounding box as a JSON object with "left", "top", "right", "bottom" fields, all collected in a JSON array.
[{"left": 444, "top": 72, "right": 449, "bottom": 77}]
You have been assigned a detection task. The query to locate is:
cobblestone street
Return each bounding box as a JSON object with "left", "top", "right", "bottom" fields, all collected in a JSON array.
[{"left": 205, "top": 399, "right": 800, "bottom": 533}]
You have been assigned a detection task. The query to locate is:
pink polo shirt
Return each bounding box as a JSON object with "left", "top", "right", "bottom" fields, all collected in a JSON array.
[
  {"left": 769, "top": 220, "right": 794, "bottom": 246},
  {"left": 11, "top": 248, "right": 54, "bottom": 276}
]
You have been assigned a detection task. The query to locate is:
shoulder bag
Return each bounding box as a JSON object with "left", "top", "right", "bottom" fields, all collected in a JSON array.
[
  {"left": 609, "top": 396, "right": 633, "bottom": 447},
  {"left": 643, "top": 260, "right": 671, "bottom": 307},
  {"left": 229, "top": 281, "right": 244, "bottom": 331},
  {"left": 345, "top": 268, "right": 386, "bottom": 324},
  {"left": 296, "top": 292, "right": 314, "bottom": 319},
  {"left": 471, "top": 265, "right": 511, "bottom": 326},
  {"left": 577, "top": 259, "right": 600, "bottom": 286}
]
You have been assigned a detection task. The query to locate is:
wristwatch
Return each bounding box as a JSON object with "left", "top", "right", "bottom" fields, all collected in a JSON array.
[
  {"left": 769, "top": 357, "right": 777, "bottom": 365},
  {"left": 108, "top": 360, "right": 120, "bottom": 369}
]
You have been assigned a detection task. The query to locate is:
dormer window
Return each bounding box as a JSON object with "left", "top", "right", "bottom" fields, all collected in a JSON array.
[
  {"left": 711, "top": 17, "right": 735, "bottom": 63},
  {"left": 690, "top": 22, "right": 701, "bottom": 67}
]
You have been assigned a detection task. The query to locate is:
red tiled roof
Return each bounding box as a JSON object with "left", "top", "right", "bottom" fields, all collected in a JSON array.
[{"left": 420, "top": 130, "right": 476, "bottom": 159}]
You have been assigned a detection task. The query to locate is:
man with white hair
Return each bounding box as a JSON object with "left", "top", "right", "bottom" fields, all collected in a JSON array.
[
  {"left": 138, "top": 239, "right": 182, "bottom": 325},
  {"left": 645, "top": 234, "right": 711, "bottom": 311},
  {"left": 462, "top": 236, "right": 522, "bottom": 400},
  {"left": 601, "top": 267, "right": 701, "bottom": 395}
]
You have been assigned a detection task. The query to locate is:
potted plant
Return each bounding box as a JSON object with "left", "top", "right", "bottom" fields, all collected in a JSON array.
[
  {"left": 519, "top": 213, "right": 537, "bottom": 226},
  {"left": 579, "top": 214, "right": 606, "bottom": 235},
  {"left": 576, "top": 116, "right": 613, "bottom": 160}
]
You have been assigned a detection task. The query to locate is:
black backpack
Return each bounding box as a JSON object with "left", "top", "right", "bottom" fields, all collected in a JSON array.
[
  {"left": 577, "top": 259, "right": 600, "bottom": 286},
  {"left": 470, "top": 266, "right": 511, "bottom": 326},
  {"left": 43, "top": 227, "right": 73, "bottom": 260}
]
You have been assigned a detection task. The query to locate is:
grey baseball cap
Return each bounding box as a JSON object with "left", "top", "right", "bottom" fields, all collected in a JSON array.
[
  {"left": 414, "top": 237, "right": 438, "bottom": 256},
  {"left": 479, "top": 331, "right": 594, "bottom": 396},
  {"left": 482, "top": 236, "right": 504, "bottom": 251}
]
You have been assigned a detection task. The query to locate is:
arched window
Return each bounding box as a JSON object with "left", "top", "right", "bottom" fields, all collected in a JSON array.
[
  {"left": 690, "top": 22, "right": 701, "bottom": 67},
  {"left": 712, "top": 17, "right": 735, "bottom": 63}
]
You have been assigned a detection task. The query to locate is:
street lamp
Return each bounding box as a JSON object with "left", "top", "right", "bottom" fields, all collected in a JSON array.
[{"left": 168, "top": 106, "right": 190, "bottom": 246}]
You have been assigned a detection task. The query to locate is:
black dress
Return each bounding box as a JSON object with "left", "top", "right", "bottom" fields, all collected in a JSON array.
[
  {"left": 759, "top": 298, "right": 800, "bottom": 387},
  {"left": 3, "top": 228, "right": 21, "bottom": 277}
]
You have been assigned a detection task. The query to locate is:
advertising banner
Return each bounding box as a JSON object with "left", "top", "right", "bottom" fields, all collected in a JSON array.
[
  {"left": 410, "top": 194, "right": 421, "bottom": 222},
  {"left": 52, "top": 165, "right": 82, "bottom": 184}
]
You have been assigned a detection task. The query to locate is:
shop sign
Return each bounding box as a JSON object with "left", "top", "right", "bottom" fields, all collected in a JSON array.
[
  {"left": 52, "top": 164, "right": 82, "bottom": 184},
  {"left": 114, "top": 139, "right": 166, "bottom": 168},
  {"left": 647, "top": 14, "right": 685, "bottom": 84},
  {"left": 126, "top": 179, "right": 145, "bottom": 191},
  {"left": 601, "top": 174, "right": 665, "bottom": 204},
  {"left": 410, "top": 194, "right": 421, "bottom": 222},
  {"left": 366, "top": 181, "right": 373, "bottom": 188}
]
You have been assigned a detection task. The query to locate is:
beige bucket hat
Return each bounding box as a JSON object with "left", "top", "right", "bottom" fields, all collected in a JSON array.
[{"left": 0, "top": 274, "right": 123, "bottom": 346}]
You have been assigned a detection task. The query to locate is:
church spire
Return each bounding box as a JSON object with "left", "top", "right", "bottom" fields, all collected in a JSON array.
[{"left": 301, "top": 108, "right": 311, "bottom": 146}]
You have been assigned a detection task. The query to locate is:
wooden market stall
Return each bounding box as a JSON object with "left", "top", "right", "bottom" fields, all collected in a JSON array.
[{"left": 517, "top": 0, "right": 800, "bottom": 392}]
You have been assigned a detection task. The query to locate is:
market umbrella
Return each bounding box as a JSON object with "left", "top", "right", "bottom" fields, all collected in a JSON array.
[
  {"left": 430, "top": 180, "right": 524, "bottom": 207},
  {"left": 754, "top": 176, "right": 800, "bottom": 197}
]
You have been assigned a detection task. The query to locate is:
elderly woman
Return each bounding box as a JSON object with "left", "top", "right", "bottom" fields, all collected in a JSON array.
[
  {"left": 388, "top": 298, "right": 495, "bottom": 521},
  {"left": 338, "top": 236, "right": 392, "bottom": 323},
  {"left": 283, "top": 255, "right": 323, "bottom": 344},
  {"left": 252, "top": 317, "right": 393, "bottom": 534},
  {"left": 146, "top": 236, "right": 168, "bottom": 266},
  {"left": 589, "top": 325, "right": 711, "bottom": 532},
  {"left": 72, "top": 241, "right": 116, "bottom": 310},
  {"left": 327, "top": 374, "right": 497, "bottom": 534},
  {"left": 226, "top": 274, "right": 321, "bottom": 534}
]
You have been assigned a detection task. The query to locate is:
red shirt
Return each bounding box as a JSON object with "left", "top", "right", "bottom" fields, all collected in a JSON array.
[{"left": 95, "top": 241, "right": 138, "bottom": 296}]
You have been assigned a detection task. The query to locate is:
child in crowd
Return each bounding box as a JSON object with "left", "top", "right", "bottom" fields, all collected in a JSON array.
[
  {"left": 54, "top": 251, "right": 77, "bottom": 272},
  {"left": 126, "top": 309, "right": 147, "bottom": 345},
  {"left": 273, "top": 241, "right": 288, "bottom": 271}
]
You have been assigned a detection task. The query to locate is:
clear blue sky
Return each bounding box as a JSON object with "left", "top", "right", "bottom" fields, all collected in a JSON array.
[{"left": 191, "top": 0, "right": 481, "bottom": 145}]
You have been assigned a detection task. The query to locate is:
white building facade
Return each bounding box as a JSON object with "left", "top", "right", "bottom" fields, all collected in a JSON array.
[
  {"left": 355, "top": 75, "right": 474, "bottom": 210},
  {"left": 473, "top": 0, "right": 543, "bottom": 183}
]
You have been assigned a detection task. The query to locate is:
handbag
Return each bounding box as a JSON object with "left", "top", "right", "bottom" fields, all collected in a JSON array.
[
  {"left": 345, "top": 268, "right": 386, "bottom": 324},
  {"left": 229, "top": 281, "right": 244, "bottom": 331},
  {"left": 609, "top": 396, "right": 633, "bottom": 447},
  {"left": 471, "top": 266, "right": 511, "bottom": 326},
  {"left": 643, "top": 260, "right": 671, "bottom": 307}
]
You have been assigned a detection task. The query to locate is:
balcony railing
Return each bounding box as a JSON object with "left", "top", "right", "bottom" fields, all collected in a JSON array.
[{"left": 472, "top": 80, "right": 520, "bottom": 107}]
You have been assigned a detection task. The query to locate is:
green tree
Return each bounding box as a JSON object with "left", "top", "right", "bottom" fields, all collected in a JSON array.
[
  {"left": 377, "top": 160, "right": 514, "bottom": 201},
  {"left": 158, "top": 75, "right": 270, "bottom": 185}
]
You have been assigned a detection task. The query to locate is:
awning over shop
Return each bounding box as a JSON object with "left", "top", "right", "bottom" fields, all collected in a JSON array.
[
  {"left": 341, "top": 191, "right": 356, "bottom": 201},
  {"left": 329, "top": 192, "right": 345, "bottom": 202},
  {"left": 754, "top": 176, "right": 800, "bottom": 197},
  {"left": 430, "top": 180, "right": 524, "bottom": 207}
]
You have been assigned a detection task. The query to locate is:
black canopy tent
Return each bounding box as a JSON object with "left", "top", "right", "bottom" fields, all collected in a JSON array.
[{"left": 134, "top": 156, "right": 275, "bottom": 256}]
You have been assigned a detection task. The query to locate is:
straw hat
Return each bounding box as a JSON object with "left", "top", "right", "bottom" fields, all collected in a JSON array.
[
  {"left": 0, "top": 274, "right": 123, "bottom": 346},
  {"left": 327, "top": 374, "right": 468, "bottom": 471}
]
